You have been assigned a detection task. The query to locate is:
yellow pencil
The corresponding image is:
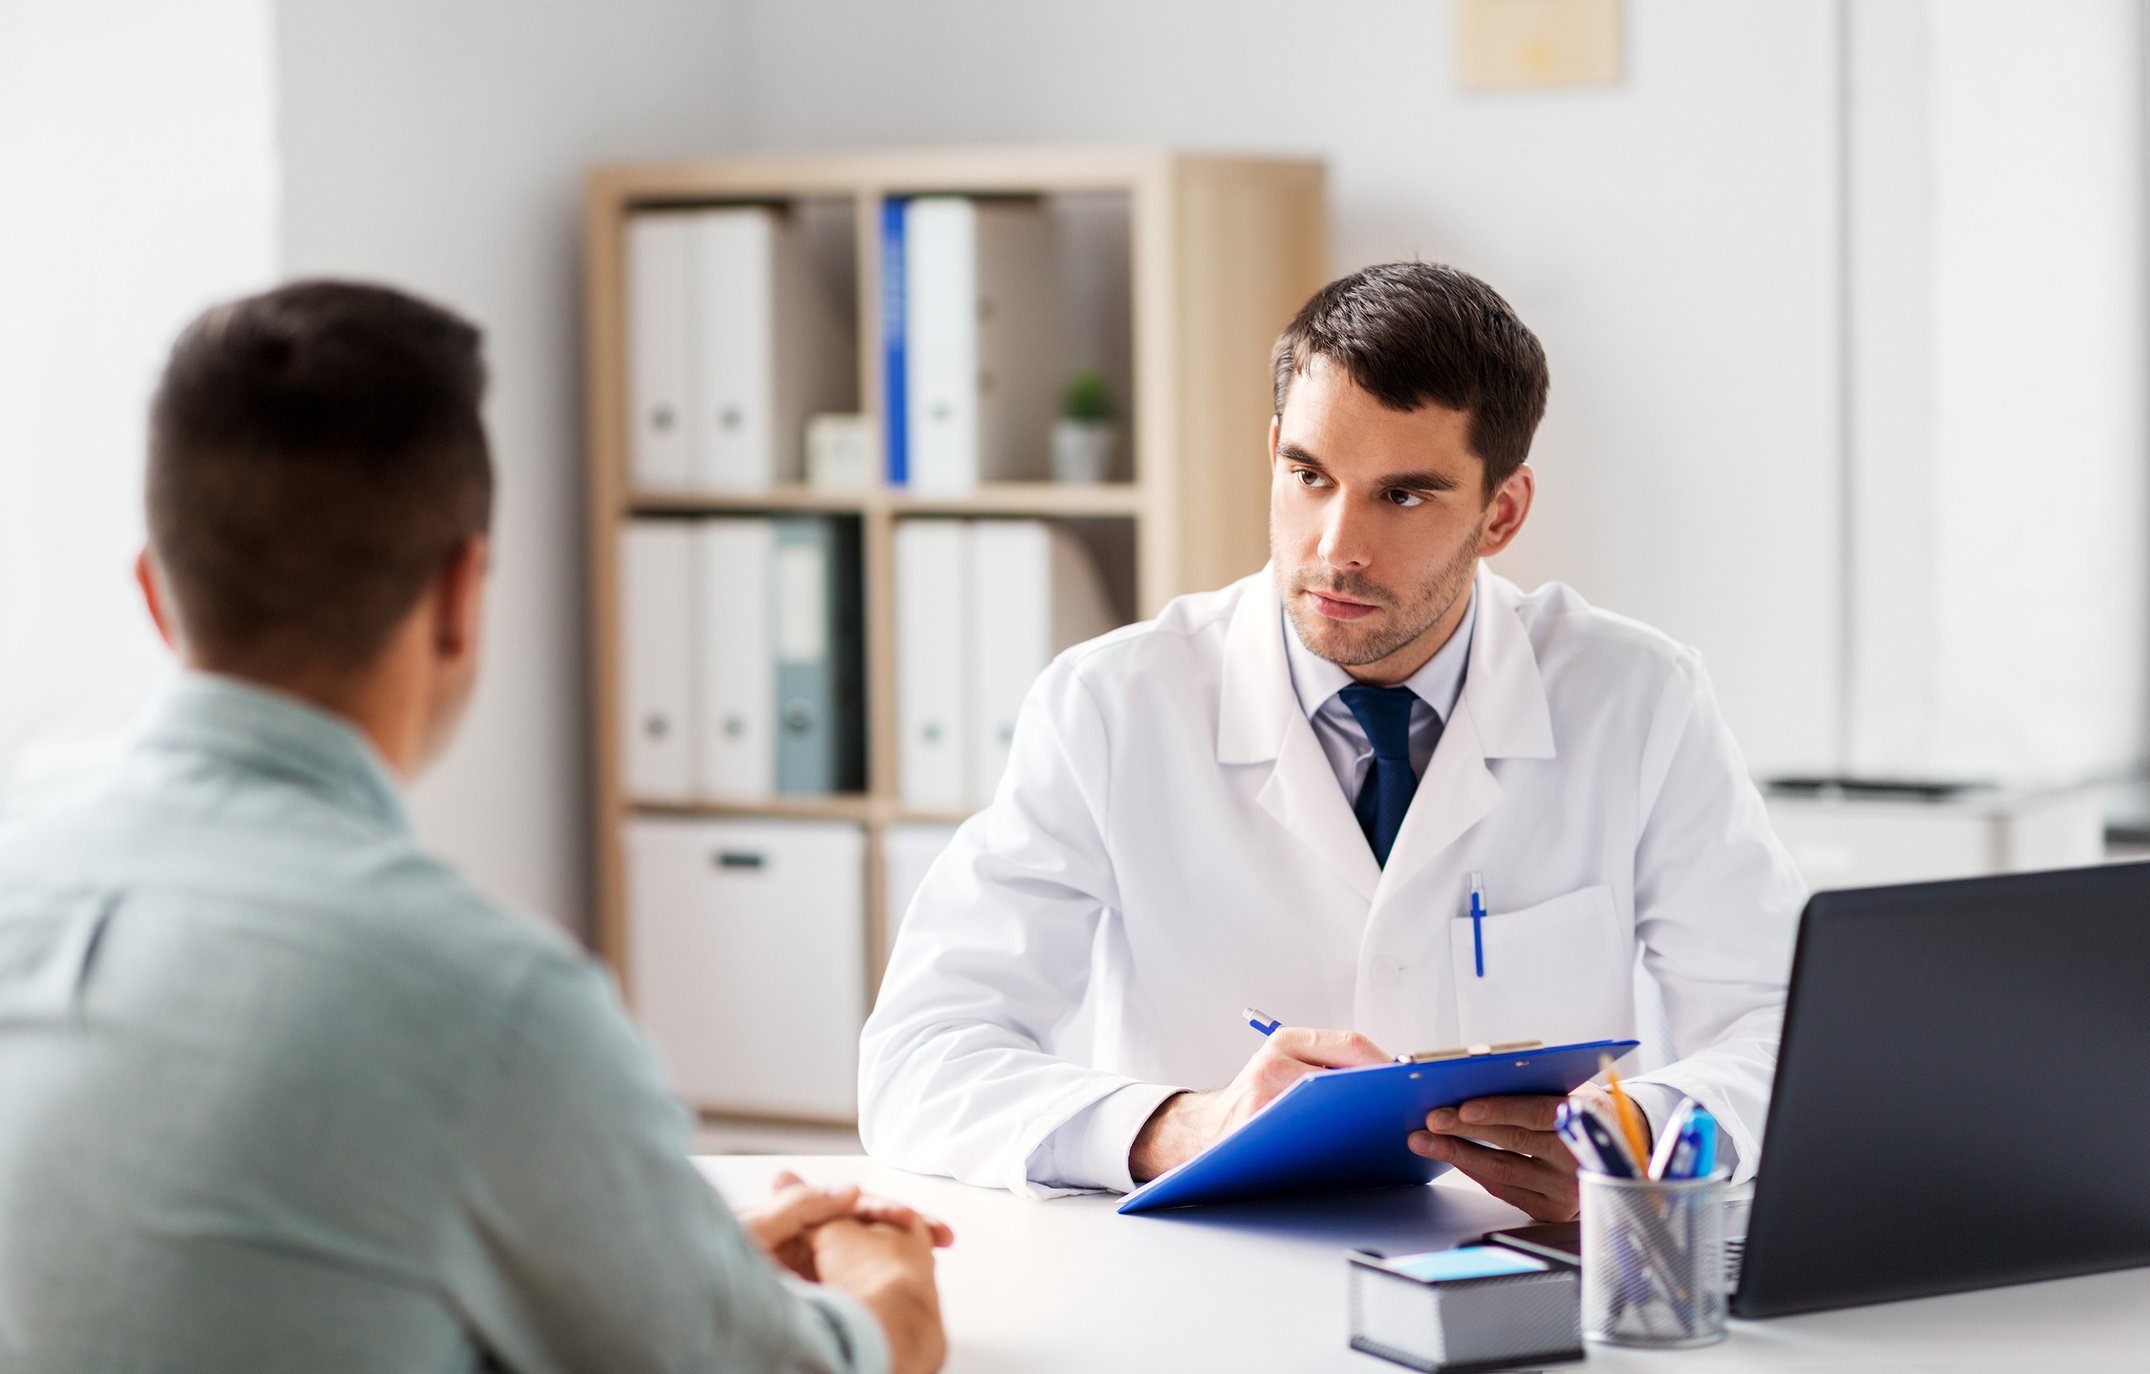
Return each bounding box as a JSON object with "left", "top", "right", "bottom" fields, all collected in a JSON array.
[{"left": 1600, "top": 1053, "right": 1651, "bottom": 1168}]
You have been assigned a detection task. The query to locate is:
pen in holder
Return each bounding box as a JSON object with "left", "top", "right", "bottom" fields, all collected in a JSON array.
[{"left": 1580, "top": 1168, "right": 1730, "bottom": 1348}]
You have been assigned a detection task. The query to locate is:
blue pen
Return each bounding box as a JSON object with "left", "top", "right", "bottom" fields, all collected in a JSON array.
[
  {"left": 1648, "top": 1101, "right": 1721, "bottom": 1180},
  {"left": 1573, "top": 1100, "right": 1643, "bottom": 1178},
  {"left": 1688, "top": 1109, "right": 1719, "bottom": 1178},
  {"left": 1553, "top": 1100, "right": 1611, "bottom": 1174},
  {"left": 1647, "top": 1099, "right": 1698, "bottom": 1179},
  {"left": 1243, "top": 1006, "right": 1281, "bottom": 1036},
  {"left": 1469, "top": 872, "right": 1487, "bottom": 978}
]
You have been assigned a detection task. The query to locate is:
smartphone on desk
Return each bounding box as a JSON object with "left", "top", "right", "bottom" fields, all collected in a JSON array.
[{"left": 1480, "top": 1220, "right": 1581, "bottom": 1267}]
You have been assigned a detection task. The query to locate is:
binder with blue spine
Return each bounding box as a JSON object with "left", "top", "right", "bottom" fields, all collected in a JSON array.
[
  {"left": 1118, "top": 1037, "right": 1639, "bottom": 1215},
  {"left": 880, "top": 197, "right": 908, "bottom": 486}
]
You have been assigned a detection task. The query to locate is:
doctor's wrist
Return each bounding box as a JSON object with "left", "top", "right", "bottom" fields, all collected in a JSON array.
[{"left": 1129, "top": 1090, "right": 1218, "bottom": 1183}]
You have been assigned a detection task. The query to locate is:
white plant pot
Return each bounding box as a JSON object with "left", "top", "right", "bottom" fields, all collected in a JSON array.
[{"left": 1051, "top": 418, "right": 1117, "bottom": 484}]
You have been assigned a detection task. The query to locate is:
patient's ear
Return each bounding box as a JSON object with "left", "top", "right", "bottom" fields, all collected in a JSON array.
[
  {"left": 431, "top": 535, "right": 490, "bottom": 663},
  {"left": 135, "top": 548, "right": 176, "bottom": 651}
]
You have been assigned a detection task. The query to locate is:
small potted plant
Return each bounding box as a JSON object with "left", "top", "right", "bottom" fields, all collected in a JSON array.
[{"left": 1051, "top": 367, "right": 1118, "bottom": 484}]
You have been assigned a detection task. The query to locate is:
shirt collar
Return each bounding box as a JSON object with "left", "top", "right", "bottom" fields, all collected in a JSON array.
[
  {"left": 135, "top": 672, "right": 413, "bottom": 836},
  {"left": 1281, "top": 580, "right": 1478, "bottom": 723}
]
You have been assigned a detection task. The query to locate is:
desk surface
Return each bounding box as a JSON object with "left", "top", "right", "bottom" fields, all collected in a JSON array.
[{"left": 698, "top": 1156, "right": 2150, "bottom": 1373}]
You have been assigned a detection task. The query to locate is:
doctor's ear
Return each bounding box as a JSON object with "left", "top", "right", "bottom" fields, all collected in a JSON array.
[{"left": 1475, "top": 465, "right": 1535, "bottom": 557}]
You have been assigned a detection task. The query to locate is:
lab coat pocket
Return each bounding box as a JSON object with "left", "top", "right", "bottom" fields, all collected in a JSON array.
[{"left": 1449, "top": 884, "right": 1632, "bottom": 1049}]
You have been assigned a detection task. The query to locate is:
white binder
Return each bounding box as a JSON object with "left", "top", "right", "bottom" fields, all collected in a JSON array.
[
  {"left": 688, "top": 206, "right": 852, "bottom": 491},
  {"left": 624, "top": 817, "right": 866, "bottom": 1119},
  {"left": 619, "top": 521, "right": 696, "bottom": 800},
  {"left": 967, "top": 521, "right": 1120, "bottom": 805},
  {"left": 904, "top": 198, "right": 1063, "bottom": 492},
  {"left": 625, "top": 213, "right": 694, "bottom": 489},
  {"left": 894, "top": 519, "right": 972, "bottom": 810},
  {"left": 881, "top": 822, "right": 959, "bottom": 947},
  {"left": 695, "top": 517, "right": 776, "bottom": 801}
]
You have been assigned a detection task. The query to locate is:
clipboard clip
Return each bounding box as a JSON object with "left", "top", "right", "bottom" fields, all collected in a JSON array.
[{"left": 1397, "top": 1039, "right": 1545, "bottom": 1064}]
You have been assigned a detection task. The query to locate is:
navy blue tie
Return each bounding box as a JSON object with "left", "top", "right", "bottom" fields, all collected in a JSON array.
[{"left": 1339, "top": 683, "right": 1426, "bottom": 867}]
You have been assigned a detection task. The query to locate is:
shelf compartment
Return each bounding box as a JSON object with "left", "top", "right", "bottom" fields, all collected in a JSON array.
[{"left": 627, "top": 481, "right": 1149, "bottom": 519}]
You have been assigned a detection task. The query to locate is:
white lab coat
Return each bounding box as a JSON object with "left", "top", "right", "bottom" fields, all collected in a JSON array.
[{"left": 859, "top": 564, "right": 1804, "bottom": 1197}]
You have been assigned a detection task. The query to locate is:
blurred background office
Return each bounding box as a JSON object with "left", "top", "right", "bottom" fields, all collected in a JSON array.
[{"left": 3, "top": 0, "right": 2145, "bottom": 1145}]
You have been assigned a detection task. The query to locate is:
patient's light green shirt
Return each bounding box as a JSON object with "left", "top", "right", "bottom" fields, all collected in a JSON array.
[{"left": 0, "top": 675, "right": 886, "bottom": 1374}]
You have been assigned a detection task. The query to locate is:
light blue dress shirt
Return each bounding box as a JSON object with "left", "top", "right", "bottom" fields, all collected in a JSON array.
[
  {"left": 1280, "top": 588, "right": 1477, "bottom": 797},
  {"left": 0, "top": 675, "right": 887, "bottom": 1374}
]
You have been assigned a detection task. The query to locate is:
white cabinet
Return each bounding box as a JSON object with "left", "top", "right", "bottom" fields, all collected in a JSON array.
[
  {"left": 624, "top": 817, "right": 866, "bottom": 1119},
  {"left": 1765, "top": 785, "right": 2106, "bottom": 891}
]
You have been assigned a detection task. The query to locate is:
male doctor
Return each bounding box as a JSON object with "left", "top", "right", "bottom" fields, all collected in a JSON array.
[{"left": 859, "top": 263, "right": 1804, "bottom": 1221}]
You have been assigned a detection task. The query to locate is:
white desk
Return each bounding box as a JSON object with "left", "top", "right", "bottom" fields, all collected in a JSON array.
[{"left": 699, "top": 1156, "right": 2150, "bottom": 1372}]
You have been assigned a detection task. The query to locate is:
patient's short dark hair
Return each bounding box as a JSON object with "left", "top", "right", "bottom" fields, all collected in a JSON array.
[
  {"left": 1271, "top": 262, "right": 1549, "bottom": 495},
  {"left": 147, "top": 280, "right": 493, "bottom": 674}
]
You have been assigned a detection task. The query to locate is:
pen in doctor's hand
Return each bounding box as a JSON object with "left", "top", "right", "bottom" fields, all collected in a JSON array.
[{"left": 1243, "top": 1007, "right": 1282, "bottom": 1036}]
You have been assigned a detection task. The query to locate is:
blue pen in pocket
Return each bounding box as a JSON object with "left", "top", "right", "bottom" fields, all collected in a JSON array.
[{"left": 1468, "top": 871, "right": 1487, "bottom": 978}]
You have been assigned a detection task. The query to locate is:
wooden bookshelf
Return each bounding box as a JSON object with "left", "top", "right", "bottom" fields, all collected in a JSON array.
[
  {"left": 584, "top": 147, "right": 1326, "bottom": 1124},
  {"left": 627, "top": 482, "right": 1149, "bottom": 519}
]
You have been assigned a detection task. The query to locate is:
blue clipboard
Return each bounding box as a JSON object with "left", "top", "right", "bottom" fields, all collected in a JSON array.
[{"left": 1117, "top": 1037, "right": 1639, "bottom": 1214}]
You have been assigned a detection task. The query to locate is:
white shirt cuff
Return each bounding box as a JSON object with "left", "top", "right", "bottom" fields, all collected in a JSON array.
[{"left": 1025, "top": 1081, "right": 1186, "bottom": 1194}]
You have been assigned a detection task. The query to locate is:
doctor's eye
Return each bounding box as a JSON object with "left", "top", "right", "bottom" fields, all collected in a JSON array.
[
  {"left": 1383, "top": 488, "right": 1428, "bottom": 508},
  {"left": 1291, "top": 467, "right": 1331, "bottom": 489}
]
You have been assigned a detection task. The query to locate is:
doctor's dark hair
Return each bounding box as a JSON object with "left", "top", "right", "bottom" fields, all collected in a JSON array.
[
  {"left": 146, "top": 280, "right": 494, "bottom": 676},
  {"left": 1271, "top": 262, "right": 1550, "bottom": 495}
]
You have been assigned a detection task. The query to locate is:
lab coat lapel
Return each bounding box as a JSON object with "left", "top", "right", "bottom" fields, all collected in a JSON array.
[
  {"left": 1375, "top": 567, "right": 1557, "bottom": 903},
  {"left": 1217, "top": 573, "right": 1383, "bottom": 903}
]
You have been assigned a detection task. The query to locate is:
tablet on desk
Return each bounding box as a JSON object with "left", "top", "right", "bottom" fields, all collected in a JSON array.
[{"left": 1117, "top": 1038, "right": 1639, "bottom": 1215}]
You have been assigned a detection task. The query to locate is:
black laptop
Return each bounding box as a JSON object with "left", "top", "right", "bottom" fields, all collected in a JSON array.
[
  {"left": 1730, "top": 861, "right": 2150, "bottom": 1316},
  {"left": 1486, "top": 862, "right": 2150, "bottom": 1315}
]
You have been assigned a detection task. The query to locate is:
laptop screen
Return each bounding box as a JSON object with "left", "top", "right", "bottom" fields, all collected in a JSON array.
[{"left": 1733, "top": 862, "right": 2150, "bottom": 1317}]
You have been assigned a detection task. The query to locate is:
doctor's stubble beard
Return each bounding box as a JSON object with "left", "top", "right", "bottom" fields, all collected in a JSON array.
[{"left": 1277, "top": 517, "right": 1485, "bottom": 670}]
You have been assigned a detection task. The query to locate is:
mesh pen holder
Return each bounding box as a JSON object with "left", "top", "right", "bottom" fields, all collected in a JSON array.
[{"left": 1580, "top": 1168, "right": 1730, "bottom": 1348}]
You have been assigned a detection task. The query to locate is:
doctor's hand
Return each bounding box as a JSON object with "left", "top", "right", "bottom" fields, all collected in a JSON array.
[
  {"left": 1130, "top": 1028, "right": 1390, "bottom": 1182},
  {"left": 1410, "top": 1094, "right": 1585, "bottom": 1222}
]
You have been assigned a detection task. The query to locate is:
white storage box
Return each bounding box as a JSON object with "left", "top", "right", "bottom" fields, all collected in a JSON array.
[{"left": 624, "top": 817, "right": 866, "bottom": 1118}]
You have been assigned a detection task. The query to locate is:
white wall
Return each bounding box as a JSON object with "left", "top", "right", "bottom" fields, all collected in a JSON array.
[
  {"left": 729, "top": 0, "right": 1849, "bottom": 778},
  {"left": 275, "top": 0, "right": 746, "bottom": 933},
  {"left": 0, "top": 0, "right": 278, "bottom": 803},
  {"left": 8, "top": 0, "right": 2141, "bottom": 942},
  {"left": 1847, "top": 0, "right": 2147, "bottom": 783},
  {"left": 730, "top": 0, "right": 2150, "bottom": 787}
]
